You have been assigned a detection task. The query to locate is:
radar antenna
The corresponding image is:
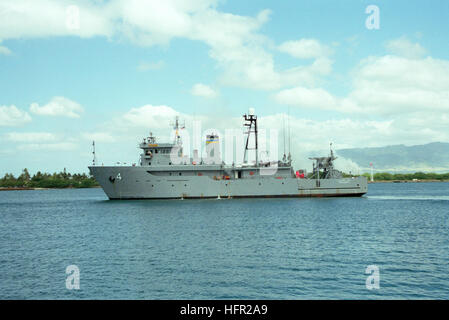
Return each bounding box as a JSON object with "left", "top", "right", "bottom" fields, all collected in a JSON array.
[
  {"left": 147, "top": 132, "right": 156, "bottom": 144},
  {"left": 170, "top": 116, "right": 185, "bottom": 145}
]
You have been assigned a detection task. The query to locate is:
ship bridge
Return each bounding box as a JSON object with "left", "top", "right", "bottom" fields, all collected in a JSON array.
[{"left": 139, "top": 133, "right": 183, "bottom": 166}]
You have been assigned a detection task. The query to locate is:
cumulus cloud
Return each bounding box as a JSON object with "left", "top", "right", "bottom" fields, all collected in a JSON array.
[
  {"left": 385, "top": 37, "right": 427, "bottom": 59},
  {"left": 70, "top": 100, "right": 449, "bottom": 170},
  {"left": 112, "top": 104, "right": 213, "bottom": 142},
  {"left": 137, "top": 60, "right": 164, "bottom": 71},
  {"left": 123, "top": 105, "right": 177, "bottom": 128},
  {"left": 0, "top": 105, "right": 32, "bottom": 126},
  {"left": 275, "top": 39, "right": 334, "bottom": 88},
  {"left": 30, "top": 96, "right": 84, "bottom": 118},
  {"left": 345, "top": 55, "right": 449, "bottom": 115},
  {"left": 0, "top": 46, "right": 11, "bottom": 55},
  {"left": 274, "top": 86, "right": 338, "bottom": 110},
  {"left": 82, "top": 132, "right": 116, "bottom": 143},
  {"left": 16, "top": 142, "right": 78, "bottom": 151},
  {"left": 3, "top": 131, "right": 79, "bottom": 153},
  {"left": 257, "top": 113, "right": 449, "bottom": 171},
  {"left": 0, "top": 1, "right": 329, "bottom": 91},
  {"left": 4, "top": 132, "right": 57, "bottom": 142},
  {"left": 0, "top": 39, "right": 11, "bottom": 55},
  {"left": 275, "top": 51, "right": 449, "bottom": 124},
  {"left": 0, "top": 0, "right": 112, "bottom": 39},
  {"left": 191, "top": 83, "right": 218, "bottom": 98},
  {"left": 278, "top": 38, "right": 333, "bottom": 59},
  {"left": 109, "top": 104, "right": 448, "bottom": 154}
]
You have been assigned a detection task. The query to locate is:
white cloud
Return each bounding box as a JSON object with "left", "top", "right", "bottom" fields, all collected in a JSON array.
[
  {"left": 0, "top": 0, "right": 112, "bottom": 39},
  {"left": 346, "top": 55, "right": 449, "bottom": 115},
  {"left": 0, "top": 46, "right": 11, "bottom": 55},
  {"left": 137, "top": 60, "right": 164, "bottom": 71},
  {"left": 257, "top": 112, "right": 449, "bottom": 171},
  {"left": 0, "top": 1, "right": 332, "bottom": 91},
  {"left": 82, "top": 132, "right": 116, "bottom": 143},
  {"left": 74, "top": 101, "right": 449, "bottom": 171},
  {"left": 275, "top": 53, "right": 449, "bottom": 120},
  {"left": 191, "top": 83, "right": 218, "bottom": 98},
  {"left": 191, "top": 8, "right": 282, "bottom": 90},
  {"left": 385, "top": 37, "right": 427, "bottom": 59},
  {"left": 274, "top": 86, "right": 338, "bottom": 110},
  {"left": 16, "top": 142, "right": 78, "bottom": 151},
  {"left": 0, "top": 40, "right": 11, "bottom": 55},
  {"left": 119, "top": 104, "right": 180, "bottom": 129},
  {"left": 30, "top": 96, "right": 84, "bottom": 118},
  {"left": 0, "top": 105, "right": 32, "bottom": 126},
  {"left": 278, "top": 38, "right": 333, "bottom": 59},
  {"left": 5, "top": 132, "right": 57, "bottom": 142},
  {"left": 275, "top": 39, "right": 334, "bottom": 88}
]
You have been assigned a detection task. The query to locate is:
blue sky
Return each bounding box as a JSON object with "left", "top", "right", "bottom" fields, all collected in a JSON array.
[{"left": 1, "top": 0, "right": 449, "bottom": 175}]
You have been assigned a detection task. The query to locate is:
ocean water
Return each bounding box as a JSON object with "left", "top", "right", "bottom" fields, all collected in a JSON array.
[{"left": 0, "top": 182, "right": 448, "bottom": 299}]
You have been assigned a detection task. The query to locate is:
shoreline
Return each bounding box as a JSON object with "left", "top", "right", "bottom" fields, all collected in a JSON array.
[
  {"left": 368, "top": 180, "right": 449, "bottom": 183},
  {"left": 0, "top": 186, "right": 101, "bottom": 191}
]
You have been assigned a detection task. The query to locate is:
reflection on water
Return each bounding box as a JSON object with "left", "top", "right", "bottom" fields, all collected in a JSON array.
[{"left": 0, "top": 182, "right": 448, "bottom": 299}]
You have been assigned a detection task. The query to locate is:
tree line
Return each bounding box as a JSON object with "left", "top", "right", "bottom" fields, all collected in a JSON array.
[
  {"left": 0, "top": 168, "right": 99, "bottom": 188},
  {"left": 361, "top": 172, "right": 449, "bottom": 181}
]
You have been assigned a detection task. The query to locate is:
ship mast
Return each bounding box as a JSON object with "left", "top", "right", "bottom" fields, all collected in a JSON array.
[
  {"left": 243, "top": 109, "right": 258, "bottom": 167},
  {"left": 171, "top": 116, "right": 185, "bottom": 145},
  {"left": 92, "top": 141, "right": 96, "bottom": 166}
]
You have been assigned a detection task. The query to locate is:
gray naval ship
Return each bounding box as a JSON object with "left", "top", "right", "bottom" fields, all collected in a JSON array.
[{"left": 89, "top": 111, "right": 367, "bottom": 200}]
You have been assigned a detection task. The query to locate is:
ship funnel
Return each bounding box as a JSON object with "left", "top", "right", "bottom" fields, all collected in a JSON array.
[{"left": 205, "top": 133, "right": 221, "bottom": 164}]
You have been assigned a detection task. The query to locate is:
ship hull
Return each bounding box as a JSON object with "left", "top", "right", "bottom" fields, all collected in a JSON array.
[{"left": 89, "top": 166, "right": 367, "bottom": 200}]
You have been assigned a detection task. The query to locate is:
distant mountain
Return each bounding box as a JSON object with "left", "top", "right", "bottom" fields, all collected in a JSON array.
[{"left": 337, "top": 142, "right": 449, "bottom": 172}]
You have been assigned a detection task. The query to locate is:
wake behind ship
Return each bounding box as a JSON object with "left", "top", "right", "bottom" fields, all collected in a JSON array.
[{"left": 89, "top": 111, "right": 367, "bottom": 199}]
